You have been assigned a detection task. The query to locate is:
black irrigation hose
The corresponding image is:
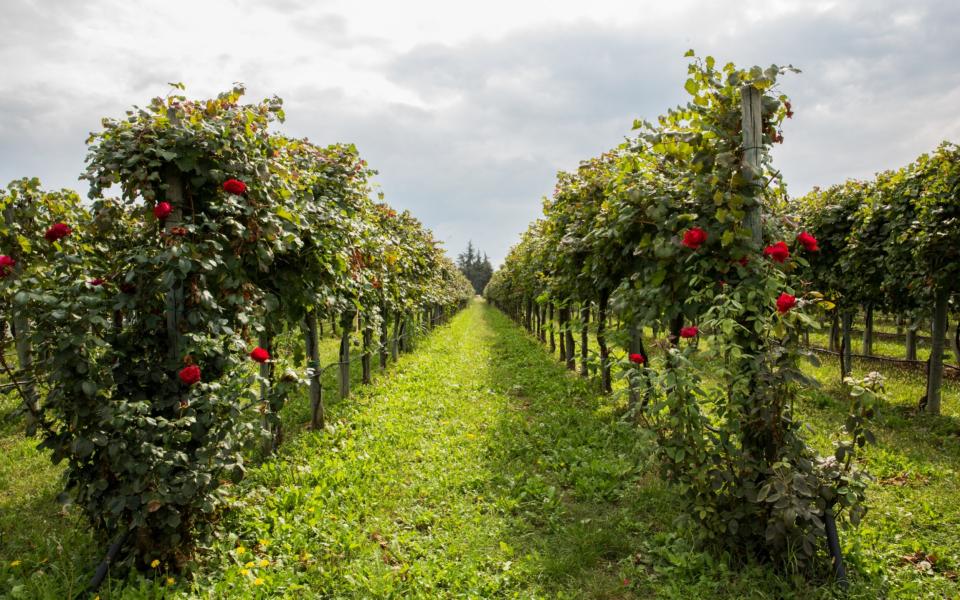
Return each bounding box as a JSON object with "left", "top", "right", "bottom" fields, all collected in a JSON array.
[
  {"left": 824, "top": 506, "right": 848, "bottom": 591},
  {"left": 76, "top": 527, "right": 131, "bottom": 600}
]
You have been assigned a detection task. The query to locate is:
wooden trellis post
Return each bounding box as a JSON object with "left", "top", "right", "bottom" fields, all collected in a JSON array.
[
  {"left": 740, "top": 85, "right": 763, "bottom": 247},
  {"left": 862, "top": 304, "right": 874, "bottom": 356},
  {"left": 905, "top": 320, "right": 918, "bottom": 360},
  {"left": 161, "top": 114, "right": 186, "bottom": 363},
  {"left": 840, "top": 311, "right": 853, "bottom": 379},
  {"left": 548, "top": 304, "right": 556, "bottom": 354},
  {"left": 597, "top": 292, "right": 611, "bottom": 393},
  {"left": 925, "top": 289, "right": 949, "bottom": 414},
  {"left": 579, "top": 304, "right": 589, "bottom": 377},
  {"left": 379, "top": 306, "right": 389, "bottom": 370},
  {"left": 339, "top": 308, "right": 356, "bottom": 399},
  {"left": 392, "top": 312, "right": 401, "bottom": 360},
  {"left": 361, "top": 315, "right": 372, "bottom": 385},
  {"left": 258, "top": 330, "right": 277, "bottom": 452},
  {"left": 303, "top": 311, "right": 324, "bottom": 429},
  {"left": 563, "top": 307, "right": 575, "bottom": 370}
]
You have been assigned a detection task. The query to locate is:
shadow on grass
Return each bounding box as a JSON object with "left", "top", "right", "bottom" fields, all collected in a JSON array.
[{"left": 477, "top": 306, "right": 675, "bottom": 598}]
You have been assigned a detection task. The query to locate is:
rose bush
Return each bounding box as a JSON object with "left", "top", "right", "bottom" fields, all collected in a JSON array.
[
  {"left": 1, "top": 85, "right": 471, "bottom": 574},
  {"left": 487, "top": 54, "right": 876, "bottom": 573}
]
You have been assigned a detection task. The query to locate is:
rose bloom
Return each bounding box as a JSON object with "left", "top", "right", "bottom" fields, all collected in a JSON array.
[
  {"left": 44, "top": 223, "right": 72, "bottom": 242},
  {"left": 222, "top": 179, "right": 247, "bottom": 195},
  {"left": 763, "top": 241, "right": 790, "bottom": 263},
  {"left": 680, "top": 326, "right": 698, "bottom": 338},
  {"left": 797, "top": 231, "right": 819, "bottom": 252},
  {"left": 178, "top": 364, "right": 201, "bottom": 386},
  {"left": 776, "top": 292, "right": 797, "bottom": 314},
  {"left": 154, "top": 201, "right": 173, "bottom": 220},
  {"left": 681, "top": 227, "right": 707, "bottom": 250},
  {"left": 89, "top": 278, "right": 105, "bottom": 286},
  {"left": 629, "top": 352, "right": 646, "bottom": 365},
  {"left": 0, "top": 255, "right": 15, "bottom": 277},
  {"left": 250, "top": 347, "right": 270, "bottom": 363}
]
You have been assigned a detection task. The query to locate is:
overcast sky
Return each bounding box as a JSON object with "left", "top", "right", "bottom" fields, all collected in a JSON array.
[{"left": 2, "top": 0, "right": 959, "bottom": 266}]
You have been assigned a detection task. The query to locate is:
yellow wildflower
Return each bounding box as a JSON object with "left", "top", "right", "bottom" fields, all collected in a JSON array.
[
  {"left": 253, "top": 577, "right": 264, "bottom": 586},
  {"left": 259, "top": 559, "right": 269, "bottom": 567},
  {"left": 236, "top": 546, "right": 246, "bottom": 555},
  {"left": 150, "top": 559, "right": 160, "bottom": 568},
  {"left": 245, "top": 561, "right": 255, "bottom": 568},
  {"left": 10, "top": 560, "right": 21, "bottom": 567},
  {"left": 258, "top": 538, "right": 270, "bottom": 547},
  {"left": 240, "top": 568, "right": 250, "bottom": 576},
  {"left": 166, "top": 577, "right": 176, "bottom": 586}
]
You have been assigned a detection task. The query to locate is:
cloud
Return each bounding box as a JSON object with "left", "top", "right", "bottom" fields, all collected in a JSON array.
[{"left": 1, "top": 0, "right": 959, "bottom": 266}]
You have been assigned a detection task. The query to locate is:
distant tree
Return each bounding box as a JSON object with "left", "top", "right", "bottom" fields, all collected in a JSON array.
[{"left": 456, "top": 241, "right": 493, "bottom": 295}]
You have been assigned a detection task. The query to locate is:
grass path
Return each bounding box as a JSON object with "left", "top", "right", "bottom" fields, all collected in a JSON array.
[
  {"left": 4, "top": 300, "right": 959, "bottom": 598},
  {"left": 177, "top": 299, "right": 654, "bottom": 598}
]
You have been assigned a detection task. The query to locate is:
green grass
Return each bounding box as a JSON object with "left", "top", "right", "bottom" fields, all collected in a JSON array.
[{"left": 1, "top": 301, "right": 959, "bottom": 597}]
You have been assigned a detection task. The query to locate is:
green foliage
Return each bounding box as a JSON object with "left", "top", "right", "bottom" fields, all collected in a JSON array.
[
  {"left": 488, "top": 54, "right": 877, "bottom": 572},
  {"left": 456, "top": 241, "right": 493, "bottom": 295},
  {"left": 793, "top": 141, "right": 960, "bottom": 314},
  {"left": 0, "top": 85, "right": 470, "bottom": 572}
]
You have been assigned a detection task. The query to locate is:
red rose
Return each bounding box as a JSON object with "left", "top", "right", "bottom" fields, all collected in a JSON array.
[
  {"left": 797, "top": 231, "right": 819, "bottom": 252},
  {"left": 680, "top": 326, "right": 698, "bottom": 338},
  {"left": 763, "top": 241, "right": 790, "bottom": 263},
  {"left": 737, "top": 256, "right": 750, "bottom": 266},
  {"left": 179, "top": 364, "right": 201, "bottom": 386},
  {"left": 776, "top": 292, "right": 797, "bottom": 314},
  {"left": 629, "top": 352, "right": 646, "bottom": 365},
  {"left": 222, "top": 179, "right": 247, "bottom": 195},
  {"left": 154, "top": 201, "right": 173, "bottom": 220},
  {"left": 44, "top": 222, "right": 72, "bottom": 243},
  {"left": 89, "top": 278, "right": 105, "bottom": 286},
  {"left": 682, "top": 227, "right": 707, "bottom": 250},
  {"left": 250, "top": 347, "right": 270, "bottom": 363},
  {"left": 0, "top": 255, "right": 15, "bottom": 277}
]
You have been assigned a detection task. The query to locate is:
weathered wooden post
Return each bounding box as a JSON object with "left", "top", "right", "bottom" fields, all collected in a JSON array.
[
  {"left": 740, "top": 85, "right": 763, "bottom": 248},
  {"left": 548, "top": 304, "right": 556, "bottom": 354},
  {"left": 952, "top": 323, "right": 960, "bottom": 367},
  {"left": 925, "top": 289, "right": 949, "bottom": 414},
  {"left": 361, "top": 315, "right": 372, "bottom": 385},
  {"left": 161, "top": 128, "right": 186, "bottom": 363},
  {"left": 627, "top": 326, "right": 645, "bottom": 408},
  {"left": 538, "top": 305, "right": 547, "bottom": 343},
  {"left": 597, "top": 291, "right": 611, "bottom": 393},
  {"left": 579, "top": 303, "right": 589, "bottom": 377},
  {"left": 379, "top": 306, "right": 389, "bottom": 370},
  {"left": 840, "top": 311, "right": 853, "bottom": 379},
  {"left": 905, "top": 320, "right": 918, "bottom": 360},
  {"left": 392, "top": 312, "right": 401, "bottom": 359},
  {"left": 339, "top": 308, "right": 355, "bottom": 399},
  {"left": 562, "top": 306, "right": 576, "bottom": 370},
  {"left": 557, "top": 305, "right": 566, "bottom": 360},
  {"left": 258, "top": 330, "right": 277, "bottom": 452},
  {"left": 861, "top": 304, "right": 874, "bottom": 356},
  {"left": 303, "top": 311, "right": 324, "bottom": 429}
]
